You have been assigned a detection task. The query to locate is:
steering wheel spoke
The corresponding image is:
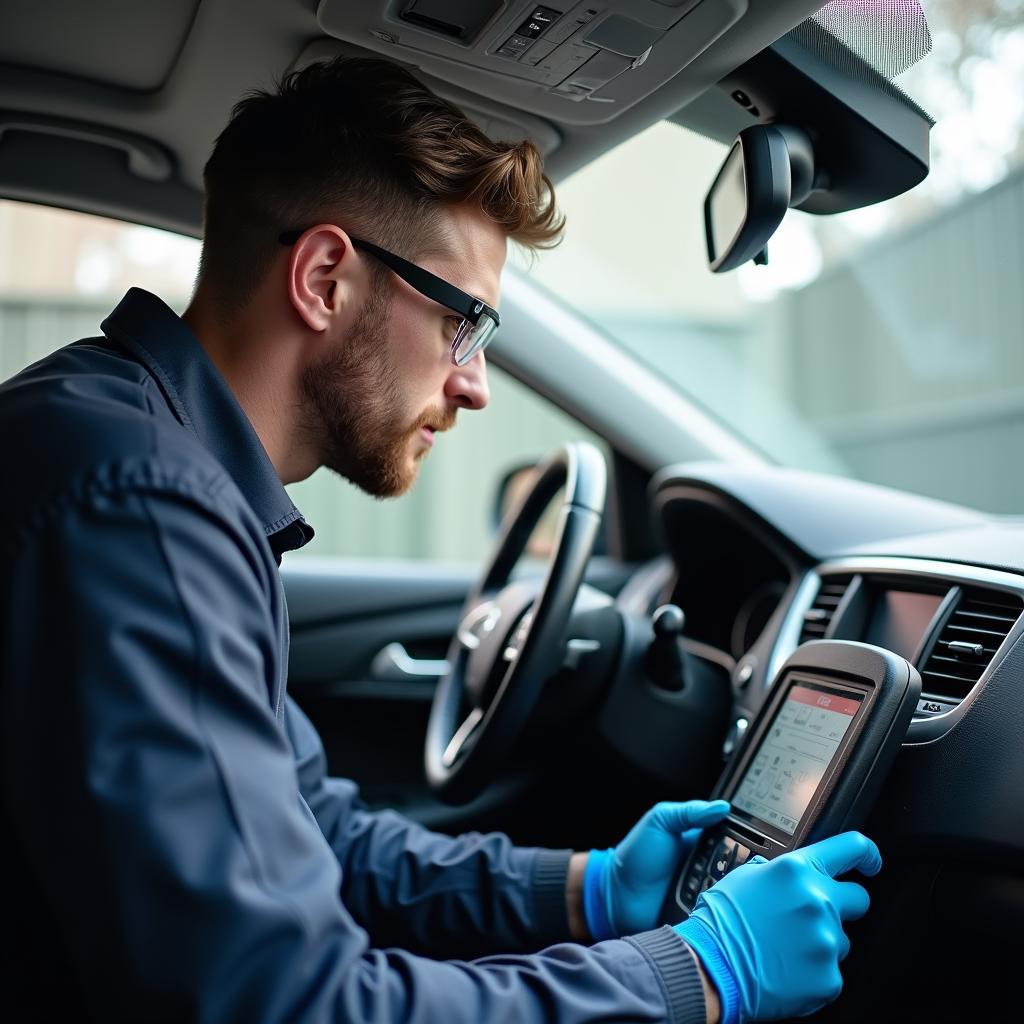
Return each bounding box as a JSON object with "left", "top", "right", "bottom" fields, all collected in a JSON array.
[
  {"left": 441, "top": 707, "right": 484, "bottom": 768},
  {"left": 502, "top": 608, "right": 534, "bottom": 663}
]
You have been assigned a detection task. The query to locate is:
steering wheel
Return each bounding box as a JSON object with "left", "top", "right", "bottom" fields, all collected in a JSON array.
[{"left": 425, "top": 442, "right": 607, "bottom": 804}]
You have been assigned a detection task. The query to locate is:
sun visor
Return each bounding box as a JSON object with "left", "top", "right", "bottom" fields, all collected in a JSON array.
[{"left": 315, "top": 0, "right": 749, "bottom": 126}]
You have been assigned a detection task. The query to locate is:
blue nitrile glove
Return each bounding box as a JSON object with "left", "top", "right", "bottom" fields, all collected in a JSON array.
[
  {"left": 674, "top": 831, "right": 882, "bottom": 1024},
  {"left": 583, "top": 800, "right": 731, "bottom": 940}
]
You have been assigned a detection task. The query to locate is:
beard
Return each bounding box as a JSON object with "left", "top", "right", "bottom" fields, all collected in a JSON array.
[{"left": 299, "top": 290, "right": 455, "bottom": 498}]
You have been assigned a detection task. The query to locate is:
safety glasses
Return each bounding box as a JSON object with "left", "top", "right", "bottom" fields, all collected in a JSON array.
[{"left": 278, "top": 230, "right": 500, "bottom": 366}]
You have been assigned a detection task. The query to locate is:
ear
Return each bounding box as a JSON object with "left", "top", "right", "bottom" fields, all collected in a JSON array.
[{"left": 286, "top": 225, "right": 361, "bottom": 332}]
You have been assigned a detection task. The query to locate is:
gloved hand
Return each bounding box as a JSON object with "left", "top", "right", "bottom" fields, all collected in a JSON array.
[
  {"left": 583, "top": 800, "right": 731, "bottom": 940},
  {"left": 674, "top": 831, "right": 882, "bottom": 1024}
]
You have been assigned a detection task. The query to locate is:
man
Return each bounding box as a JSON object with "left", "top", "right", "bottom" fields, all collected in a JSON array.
[{"left": 0, "top": 57, "right": 880, "bottom": 1023}]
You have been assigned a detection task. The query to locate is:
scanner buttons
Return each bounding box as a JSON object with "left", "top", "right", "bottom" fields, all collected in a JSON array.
[
  {"left": 684, "top": 833, "right": 754, "bottom": 906},
  {"left": 710, "top": 836, "right": 754, "bottom": 882}
]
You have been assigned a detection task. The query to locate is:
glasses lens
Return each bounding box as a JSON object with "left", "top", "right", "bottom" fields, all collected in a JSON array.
[{"left": 452, "top": 313, "right": 498, "bottom": 366}]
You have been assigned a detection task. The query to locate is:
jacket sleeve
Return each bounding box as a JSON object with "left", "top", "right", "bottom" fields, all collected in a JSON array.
[
  {"left": 284, "top": 694, "right": 573, "bottom": 958},
  {"left": 0, "top": 483, "right": 708, "bottom": 1024}
]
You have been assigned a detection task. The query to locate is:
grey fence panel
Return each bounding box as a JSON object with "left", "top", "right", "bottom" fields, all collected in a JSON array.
[
  {"left": 780, "top": 166, "right": 1024, "bottom": 512},
  {"left": 0, "top": 297, "right": 113, "bottom": 381}
]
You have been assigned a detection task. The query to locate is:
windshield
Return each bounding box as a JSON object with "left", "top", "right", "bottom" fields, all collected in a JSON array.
[{"left": 518, "top": 0, "right": 1024, "bottom": 514}]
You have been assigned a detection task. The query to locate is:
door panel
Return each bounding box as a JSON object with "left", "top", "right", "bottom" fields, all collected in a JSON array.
[{"left": 282, "top": 556, "right": 634, "bottom": 832}]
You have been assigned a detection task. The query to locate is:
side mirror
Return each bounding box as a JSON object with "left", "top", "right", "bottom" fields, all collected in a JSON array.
[
  {"left": 704, "top": 124, "right": 816, "bottom": 273},
  {"left": 493, "top": 461, "right": 607, "bottom": 560}
]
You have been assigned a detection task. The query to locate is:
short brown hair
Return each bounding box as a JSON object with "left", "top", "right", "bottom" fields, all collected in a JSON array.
[{"left": 198, "top": 56, "right": 563, "bottom": 307}]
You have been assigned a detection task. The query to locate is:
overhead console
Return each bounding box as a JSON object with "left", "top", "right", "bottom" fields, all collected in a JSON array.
[{"left": 315, "top": 0, "right": 750, "bottom": 124}]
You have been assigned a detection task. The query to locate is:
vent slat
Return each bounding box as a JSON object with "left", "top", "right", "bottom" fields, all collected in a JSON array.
[
  {"left": 927, "top": 667, "right": 985, "bottom": 679},
  {"left": 954, "top": 610, "right": 1018, "bottom": 625},
  {"left": 928, "top": 654, "right": 985, "bottom": 668},
  {"left": 798, "top": 575, "right": 854, "bottom": 645},
  {"left": 960, "top": 596, "right": 1020, "bottom": 610},
  {"left": 919, "top": 587, "right": 1022, "bottom": 703},
  {"left": 944, "top": 624, "right": 1008, "bottom": 639},
  {"left": 923, "top": 669, "right": 980, "bottom": 684}
]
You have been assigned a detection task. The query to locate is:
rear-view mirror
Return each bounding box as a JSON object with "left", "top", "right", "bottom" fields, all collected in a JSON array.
[{"left": 704, "top": 123, "right": 815, "bottom": 273}]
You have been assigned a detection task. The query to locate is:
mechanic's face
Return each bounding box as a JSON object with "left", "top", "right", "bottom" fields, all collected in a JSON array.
[{"left": 302, "top": 206, "right": 502, "bottom": 498}]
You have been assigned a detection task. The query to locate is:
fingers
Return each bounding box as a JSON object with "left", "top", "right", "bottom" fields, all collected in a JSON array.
[
  {"left": 650, "top": 799, "right": 731, "bottom": 833},
  {"left": 823, "top": 877, "right": 871, "bottom": 921},
  {"left": 680, "top": 827, "right": 702, "bottom": 848},
  {"left": 801, "top": 832, "right": 882, "bottom": 879}
]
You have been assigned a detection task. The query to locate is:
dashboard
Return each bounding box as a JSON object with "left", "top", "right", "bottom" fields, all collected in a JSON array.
[
  {"left": 620, "top": 461, "right": 1024, "bottom": 743},
  {"left": 611, "top": 461, "right": 1024, "bottom": 1021}
]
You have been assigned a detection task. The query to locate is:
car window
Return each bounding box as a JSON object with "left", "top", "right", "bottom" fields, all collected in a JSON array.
[
  {"left": 0, "top": 199, "right": 606, "bottom": 563},
  {"left": 285, "top": 374, "right": 605, "bottom": 563},
  {"left": 0, "top": 199, "right": 201, "bottom": 344},
  {"left": 517, "top": 0, "right": 1024, "bottom": 514}
]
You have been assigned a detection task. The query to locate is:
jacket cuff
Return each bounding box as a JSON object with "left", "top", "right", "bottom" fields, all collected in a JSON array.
[
  {"left": 624, "top": 926, "right": 707, "bottom": 1024},
  {"left": 530, "top": 848, "right": 573, "bottom": 944}
]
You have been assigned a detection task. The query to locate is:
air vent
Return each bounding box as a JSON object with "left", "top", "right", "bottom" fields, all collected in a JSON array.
[
  {"left": 799, "top": 574, "right": 854, "bottom": 644},
  {"left": 919, "top": 588, "right": 1023, "bottom": 701}
]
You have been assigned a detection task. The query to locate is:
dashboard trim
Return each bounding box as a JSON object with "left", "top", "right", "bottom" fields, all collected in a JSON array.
[
  {"left": 767, "top": 570, "right": 820, "bottom": 684},
  {"left": 652, "top": 483, "right": 805, "bottom": 576},
  {"left": 771, "top": 556, "right": 1024, "bottom": 744}
]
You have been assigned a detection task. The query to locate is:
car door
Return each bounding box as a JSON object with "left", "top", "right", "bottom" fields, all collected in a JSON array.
[{"left": 280, "top": 365, "right": 628, "bottom": 835}]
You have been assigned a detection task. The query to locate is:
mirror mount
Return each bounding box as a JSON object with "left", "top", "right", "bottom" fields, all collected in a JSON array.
[{"left": 774, "top": 124, "right": 819, "bottom": 206}]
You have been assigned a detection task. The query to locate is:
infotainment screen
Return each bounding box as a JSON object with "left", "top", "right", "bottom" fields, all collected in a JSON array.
[
  {"left": 864, "top": 590, "right": 944, "bottom": 662},
  {"left": 731, "top": 680, "right": 865, "bottom": 835}
]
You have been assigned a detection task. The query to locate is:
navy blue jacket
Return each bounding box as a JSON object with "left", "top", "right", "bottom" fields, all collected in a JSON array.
[{"left": 0, "top": 288, "right": 705, "bottom": 1022}]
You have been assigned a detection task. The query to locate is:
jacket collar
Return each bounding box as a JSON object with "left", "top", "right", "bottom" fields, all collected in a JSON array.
[{"left": 101, "top": 288, "right": 314, "bottom": 560}]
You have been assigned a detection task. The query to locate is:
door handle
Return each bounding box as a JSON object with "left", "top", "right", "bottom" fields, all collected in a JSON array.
[{"left": 371, "top": 642, "right": 449, "bottom": 682}]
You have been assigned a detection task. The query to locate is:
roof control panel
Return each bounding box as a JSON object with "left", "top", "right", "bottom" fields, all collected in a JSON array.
[
  {"left": 482, "top": 1, "right": 670, "bottom": 101},
  {"left": 494, "top": 5, "right": 567, "bottom": 59},
  {"left": 317, "top": 0, "right": 749, "bottom": 125}
]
